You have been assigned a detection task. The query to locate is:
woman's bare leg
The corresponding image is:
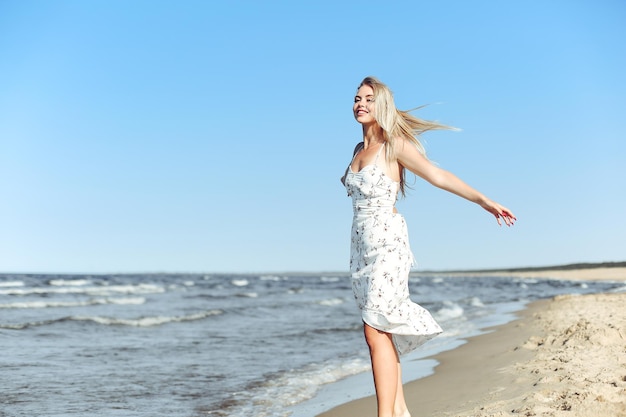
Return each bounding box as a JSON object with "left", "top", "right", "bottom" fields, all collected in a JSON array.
[
  {"left": 364, "top": 323, "right": 410, "bottom": 417},
  {"left": 394, "top": 362, "right": 411, "bottom": 417}
]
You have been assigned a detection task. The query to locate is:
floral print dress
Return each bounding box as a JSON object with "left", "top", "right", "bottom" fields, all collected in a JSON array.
[{"left": 343, "top": 143, "right": 442, "bottom": 355}]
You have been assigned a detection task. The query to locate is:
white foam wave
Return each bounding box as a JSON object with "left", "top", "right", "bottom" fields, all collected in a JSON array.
[
  {"left": 231, "top": 279, "right": 249, "bottom": 287},
  {"left": 226, "top": 358, "right": 370, "bottom": 417},
  {"left": 237, "top": 292, "right": 258, "bottom": 298},
  {"left": 0, "top": 283, "right": 164, "bottom": 296},
  {"left": 0, "top": 301, "right": 87, "bottom": 309},
  {"left": 0, "top": 281, "right": 24, "bottom": 287},
  {"left": 105, "top": 297, "right": 146, "bottom": 305},
  {"left": 49, "top": 279, "right": 90, "bottom": 286},
  {"left": 318, "top": 298, "right": 344, "bottom": 306},
  {"left": 72, "top": 309, "right": 223, "bottom": 327},
  {"left": 516, "top": 278, "right": 539, "bottom": 284},
  {"left": 0, "top": 309, "right": 223, "bottom": 330},
  {"left": 320, "top": 276, "right": 339, "bottom": 282},
  {"left": 0, "top": 297, "right": 146, "bottom": 309},
  {"left": 260, "top": 275, "right": 283, "bottom": 281},
  {"left": 435, "top": 301, "right": 464, "bottom": 321},
  {"left": 469, "top": 297, "right": 485, "bottom": 307}
]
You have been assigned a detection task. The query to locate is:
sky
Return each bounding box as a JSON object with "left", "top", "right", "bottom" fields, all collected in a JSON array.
[{"left": 1, "top": 0, "right": 624, "bottom": 274}]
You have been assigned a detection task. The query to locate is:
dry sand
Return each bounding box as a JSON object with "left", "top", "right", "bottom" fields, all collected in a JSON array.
[
  {"left": 317, "top": 269, "right": 626, "bottom": 417},
  {"left": 449, "top": 267, "right": 626, "bottom": 282}
]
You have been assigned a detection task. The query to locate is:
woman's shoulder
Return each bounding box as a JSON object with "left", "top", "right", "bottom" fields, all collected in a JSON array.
[{"left": 393, "top": 136, "right": 421, "bottom": 154}]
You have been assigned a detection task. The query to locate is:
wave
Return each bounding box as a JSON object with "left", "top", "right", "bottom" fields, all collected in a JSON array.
[
  {"left": 0, "top": 309, "right": 223, "bottom": 330},
  {"left": 468, "top": 297, "right": 485, "bottom": 307},
  {"left": 231, "top": 279, "right": 249, "bottom": 287},
  {"left": 260, "top": 275, "right": 283, "bottom": 281},
  {"left": 72, "top": 309, "right": 223, "bottom": 327},
  {"left": 0, "top": 283, "right": 164, "bottom": 296},
  {"left": 0, "top": 281, "right": 24, "bottom": 287},
  {"left": 514, "top": 277, "right": 540, "bottom": 284},
  {"left": 49, "top": 279, "right": 90, "bottom": 286},
  {"left": 318, "top": 297, "right": 344, "bottom": 306},
  {"left": 236, "top": 292, "right": 258, "bottom": 298},
  {"left": 221, "top": 357, "right": 370, "bottom": 417},
  {"left": 0, "top": 297, "right": 146, "bottom": 309},
  {"left": 435, "top": 301, "right": 465, "bottom": 321},
  {"left": 610, "top": 285, "right": 626, "bottom": 293}
]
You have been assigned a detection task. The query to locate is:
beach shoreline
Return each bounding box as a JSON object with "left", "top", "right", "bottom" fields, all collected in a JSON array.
[
  {"left": 316, "top": 268, "right": 626, "bottom": 417},
  {"left": 432, "top": 266, "right": 626, "bottom": 282}
]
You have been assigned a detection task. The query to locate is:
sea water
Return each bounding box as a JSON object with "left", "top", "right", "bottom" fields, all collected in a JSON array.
[{"left": 0, "top": 273, "right": 623, "bottom": 417}]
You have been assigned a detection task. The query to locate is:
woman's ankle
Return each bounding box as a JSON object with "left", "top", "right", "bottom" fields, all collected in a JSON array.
[{"left": 393, "top": 408, "right": 411, "bottom": 417}]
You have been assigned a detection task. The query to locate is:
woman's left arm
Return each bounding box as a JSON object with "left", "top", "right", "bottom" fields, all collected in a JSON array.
[{"left": 397, "top": 139, "right": 516, "bottom": 226}]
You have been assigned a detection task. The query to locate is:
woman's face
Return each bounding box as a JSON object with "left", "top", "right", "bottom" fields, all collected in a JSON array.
[{"left": 353, "top": 85, "right": 376, "bottom": 125}]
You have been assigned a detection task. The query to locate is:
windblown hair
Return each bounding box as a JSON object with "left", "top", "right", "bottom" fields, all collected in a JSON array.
[{"left": 358, "top": 76, "right": 456, "bottom": 195}]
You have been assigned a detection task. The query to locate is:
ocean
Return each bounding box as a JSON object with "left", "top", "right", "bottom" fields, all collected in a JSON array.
[{"left": 1, "top": 272, "right": 623, "bottom": 417}]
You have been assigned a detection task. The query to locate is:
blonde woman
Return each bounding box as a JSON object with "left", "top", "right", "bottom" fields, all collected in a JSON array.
[{"left": 341, "top": 76, "right": 516, "bottom": 417}]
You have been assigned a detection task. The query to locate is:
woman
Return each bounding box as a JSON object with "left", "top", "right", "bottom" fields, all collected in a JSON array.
[{"left": 341, "top": 76, "right": 516, "bottom": 417}]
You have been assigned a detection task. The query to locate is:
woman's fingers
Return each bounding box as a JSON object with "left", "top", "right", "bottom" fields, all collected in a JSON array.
[{"left": 494, "top": 207, "right": 516, "bottom": 227}]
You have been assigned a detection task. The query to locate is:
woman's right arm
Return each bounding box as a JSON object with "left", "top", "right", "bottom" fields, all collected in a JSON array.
[{"left": 396, "top": 138, "right": 516, "bottom": 226}]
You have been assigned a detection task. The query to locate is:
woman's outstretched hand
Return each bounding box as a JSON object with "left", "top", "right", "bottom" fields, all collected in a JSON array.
[{"left": 482, "top": 200, "right": 517, "bottom": 227}]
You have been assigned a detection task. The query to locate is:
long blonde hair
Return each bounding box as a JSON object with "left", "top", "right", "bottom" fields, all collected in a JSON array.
[{"left": 358, "top": 76, "right": 456, "bottom": 195}]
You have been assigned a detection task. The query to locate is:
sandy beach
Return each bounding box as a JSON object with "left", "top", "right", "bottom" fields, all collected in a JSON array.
[
  {"left": 317, "top": 267, "right": 626, "bottom": 417},
  {"left": 447, "top": 266, "right": 626, "bottom": 282}
]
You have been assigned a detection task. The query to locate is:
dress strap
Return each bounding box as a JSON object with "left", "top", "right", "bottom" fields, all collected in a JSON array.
[
  {"left": 373, "top": 143, "right": 386, "bottom": 163},
  {"left": 350, "top": 141, "right": 385, "bottom": 165}
]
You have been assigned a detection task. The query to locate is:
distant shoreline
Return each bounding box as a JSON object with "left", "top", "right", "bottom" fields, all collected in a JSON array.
[
  {"left": 421, "top": 260, "right": 626, "bottom": 274},
  {"left": 420, "top": 261, "right": 626, "bottom": 282}
]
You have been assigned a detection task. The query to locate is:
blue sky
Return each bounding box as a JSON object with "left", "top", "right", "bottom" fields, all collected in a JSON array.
[{"left": 1, "top": 1, "right": 624, "bottom": 273}]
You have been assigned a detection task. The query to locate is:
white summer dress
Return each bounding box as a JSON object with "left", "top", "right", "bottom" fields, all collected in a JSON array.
[{"left": 343, "top": 143, "right": 442, "bottom": 355}]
